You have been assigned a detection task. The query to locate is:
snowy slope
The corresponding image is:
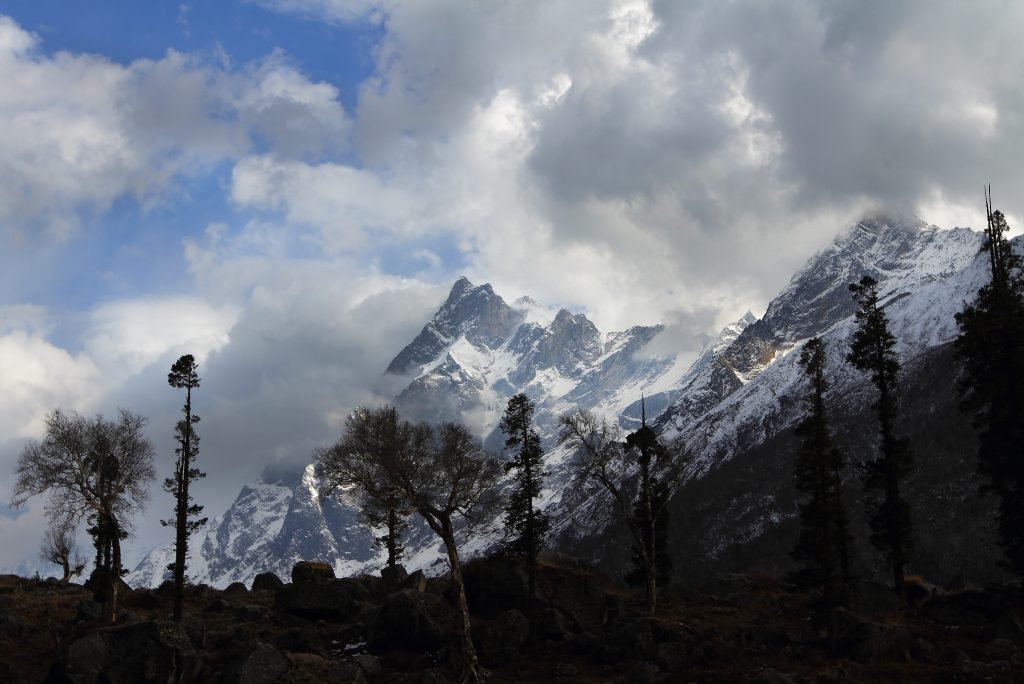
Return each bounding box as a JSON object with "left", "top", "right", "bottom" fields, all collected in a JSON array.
[{"left": 129, "top": 214, "right": 1000, "bottom": 588}]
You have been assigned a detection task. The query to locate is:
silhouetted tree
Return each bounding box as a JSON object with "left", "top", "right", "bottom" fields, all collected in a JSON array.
[
  {"left": 163, "top": 354, "right": 207, "bottom": 621},
  {"left": 319, "top": 407, "right": 502, "bottom": 684},
  {"left": 955, "top": 187, "right": 1024, "bottom": 580},
  {"left": 12, "top": 409, "right": 155, "bottom": 621},
  {"left": 558, "top": 405, "right": 684, "bottom": 614},
  {"left": 848, "top": 275, "right": 913, "bottom": 600},
  {"left": 623, "top": 475, "right": 672, "bottom": 591},
  {"left": 791, "top": 337, "right": 851, "bottom": 655},
  {"left": 365, "top": 492, "right": 409, "bottom": 569},
  {"left": 499, "top": 393, "right": 549, "bottom": 600},
  {"left": 40, "top": 515, "right": 86, "bottom": 582}
]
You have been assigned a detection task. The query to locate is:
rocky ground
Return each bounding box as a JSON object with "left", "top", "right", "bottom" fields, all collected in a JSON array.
[{"left": 0, "top": 553, "right": 1021, "bottom": 683}]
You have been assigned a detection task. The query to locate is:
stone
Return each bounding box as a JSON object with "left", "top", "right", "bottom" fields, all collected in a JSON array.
[
  {"left": 225, "top": 581, "right": 249, "bottom": 596},
  {"left": 475, "top": 608, "right": 529, "bottom": 666},
  {"left": 839, "top": 612, "right": 912, "bottom": 662},
  {"left": 846, "top": 581, "right": 903, "bottom": 614},
  {"left": 553, "top": 662, "right": 579, "bottom": 677},
  {"left": 620, "top": 660, "right": 658, "bottom": 684},
  {"left": 370, "top": 589, "right": 458, "bottom": 651},
  {"left": 131, "top": 589, "right": 164, "bottom": 610},
  {"left": 354, "top": 653, "right": 382, "bottom": 677},
  {"left": 291, "top": 561, "right": 335, "bottom": 585},
  {"left": 64, "top": 620, "right": 197, "bottom": 684},
  {"left": 75, "top": 598, "right": 104, "bottom": 622},
  {"left": 749, "top": 668, "right": 796, "bottom": 684},
  {"left": 275, "top": 582, "right": 354, "bottom": 622},
  {"left": 655, "top": 641, "right": 689, "bottom": 672},
  {"left": 381, "top": 564, "right": 408, "bottom": 590},
  {"left": 401, "top": 570, "right": 428, "bottom": 593},
  {"left": 252, "top": 572, "right": 284, "bottom": 592},
  {"left": 230, "top": 642, "right": 289, "bottom": 684}
]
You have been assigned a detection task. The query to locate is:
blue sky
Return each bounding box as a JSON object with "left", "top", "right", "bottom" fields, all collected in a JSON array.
[{"left": 2, "top": 0, "right": 1024, "bottom": 571}]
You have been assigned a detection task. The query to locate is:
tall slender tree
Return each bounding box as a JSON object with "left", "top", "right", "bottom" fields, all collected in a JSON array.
[
  {"left": 791, "top": 337, "right": 851, "bottom": 655},
  {"left": 954, "top": 187, "right": 1024, "bottom": 579},
  {"left": 163, "top": 354, "right": 207, "bottom": 621},
  {"left": 848, "top": 275, "right": 913, "bottom": 600},
  {"left": 558, "top": 404, "right": 684, "bottom": 614},
  {"left": 499, "top": 393, "right": 549, "bottom": 600},
  {"left": 366, "top": 492, "right": 409, "bottom": 570}
]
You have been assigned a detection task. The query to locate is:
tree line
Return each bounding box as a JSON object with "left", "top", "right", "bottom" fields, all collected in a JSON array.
[{"left": 8, "top": 193, "right": 1023, "bottom": 680}]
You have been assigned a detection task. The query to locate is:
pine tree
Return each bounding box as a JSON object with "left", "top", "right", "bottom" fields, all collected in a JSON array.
[
  {"left": 366, "top": 493, "right": 409, "bottom": 569},
  {"left": 163, "top": 354, "right": 207, "bottom": 621},
  {"left": 623, "top": 475, "right": 672, "bottom": 590},
  {"left": 559, "top": 400, "right": 684, "bottom": 614},
  {"left": 847, "top": 275, "right": 913, "bottom": 600},
  {"left": 954, "top": 187, "right": 1024, "bottom": 579},
  {"left": 791, "top": 337, "right": 851, "bottom": 654},
  {"left": 499, "top": 393, "right": 550, "bottom": 600}
]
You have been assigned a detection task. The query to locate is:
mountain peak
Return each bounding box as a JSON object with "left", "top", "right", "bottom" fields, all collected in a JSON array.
[{"left": 386, "top": 278, "right": 523, "bottom": 375}]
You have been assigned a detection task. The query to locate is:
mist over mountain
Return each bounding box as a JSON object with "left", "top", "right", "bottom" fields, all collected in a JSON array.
[{"left": 128, "top": 215, "right": 1009, "bottom": 589}]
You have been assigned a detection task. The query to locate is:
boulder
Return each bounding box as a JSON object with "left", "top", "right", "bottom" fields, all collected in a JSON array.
[
  {"left": 291, "top": 561, "right": 335, "bottom": 585},
  {"left": 228, "top": 642, "right": 289, "bottom": 684},
  {"left": 919, "top": 589, "right": 1007, "bottom": 626},
  {"left": 370, "top": 589, "right": 458, "bottom": 651},
  {"left": 749, "top": 669, "right": 796, "bottom": 684},
  {"left": 252, "top": 572, "right": 284, "bottom": 592},
  {"left": 64, "top": 620, "right": 197, "bottom": 684},
  {"left": 838, "top": 611, "right": 912, "bottom": 662},
  {"left": 381, "top": 565, "right": 408, "bottom": 590},
  {"left": 475, "top": 609, "right": 529, "bottom": 665},
  {"left": 130, "top": 589, "right": 164, "bottom": 610},
  {"left": 846, "top": 580, "right": 904, "bottom": 614},
  {"left": 401, "top": 570, "right": 428, "bottom": 593},
  {"left": 225, "top": 581, "right": 249, "bottom": 596},
  {"left": 463, "top": 555, "right": 613, "bottom": 634},
  {"left": 275, "top": 582, "right": 355, "bottom": 622}
]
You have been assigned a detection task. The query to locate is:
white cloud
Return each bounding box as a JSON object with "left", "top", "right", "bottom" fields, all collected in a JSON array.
[
  {"left": 0, "top": 15, "right": 350, "bottom": 241},
  {"left": 0, "top": 329, "right": 101, "bottom": 438}
]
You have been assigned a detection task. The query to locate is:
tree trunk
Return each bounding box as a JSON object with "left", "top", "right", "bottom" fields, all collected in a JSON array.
[
  {"left": 110, "top": 516, "right": 121, "bottom": 623},
  {"left": 640, "top": 454, "right": 656, "bottom": 614},
  {"left": 440, "top": 518, "right": 483, "bottom": 684},
  {"left": 61, "top": 557, "right": 71, "bottom": 583}
]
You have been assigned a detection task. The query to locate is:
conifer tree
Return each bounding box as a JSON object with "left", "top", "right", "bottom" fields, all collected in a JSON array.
[
  {"left": 559, "top": 401, "right": 684, "bottom": 614},
  {"left": 366, "top": 493, "right": 409, "bottom": 569},
  {"left": 163, "top": 354, "right": 207, "bottom": 621},
  {"left": 847, "top": 276, "right": 913, "bottom": 600},
  {"left": 791, "top": 337, "right": 851, "bottom": 654},
  {"left": 954, "top": 187, "right": 1024, "bottom": 579},
  {"left": 623, "top": 475, "right": 672, "bottom": 590},
  {"left": 499, "top": 393, "right": 550, "bottom": 600}
]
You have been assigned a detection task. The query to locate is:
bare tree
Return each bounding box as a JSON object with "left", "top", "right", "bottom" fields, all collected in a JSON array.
[
  {"left": 12, "top": 409, "right": 155, "bottom": 621},
  {"left": 39, "top": 516, "right": 86, "bottom": 582},
  {"left": 558, "top": 407, "right": 685, "bottom": 614},
  {"left": 319, "top": 407, "right": 502, "bottom": 684}
]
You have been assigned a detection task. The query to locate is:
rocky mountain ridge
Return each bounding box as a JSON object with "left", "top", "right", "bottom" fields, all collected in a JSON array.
[{"left": 127, "top": 214, "right": 1007, "bottom": 589}]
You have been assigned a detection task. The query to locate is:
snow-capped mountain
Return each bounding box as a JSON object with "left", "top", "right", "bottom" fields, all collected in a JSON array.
[
  {"left": 130, "top": 213, "right": 1008, "bottom": 588},
  {"left": 129, "top": 277, "right": 748, "bottom": 587}
]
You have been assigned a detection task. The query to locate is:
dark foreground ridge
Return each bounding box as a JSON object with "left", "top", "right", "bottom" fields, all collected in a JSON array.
[{"left": 1, "top": 552, "right": 1022, "bottom": 683}]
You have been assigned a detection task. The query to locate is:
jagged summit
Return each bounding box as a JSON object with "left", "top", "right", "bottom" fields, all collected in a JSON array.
[
  {"left": 129, "top": 219, "right": 1002, "bottom": 590},
  {"left": 386, "top": 277, "right": 524, "bottom": 375}
]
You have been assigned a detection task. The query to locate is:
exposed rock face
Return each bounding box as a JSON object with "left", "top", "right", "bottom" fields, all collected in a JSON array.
[
  {"left": 130, "top": 216, "right": 1014, "bottom": 592},
  {"left": 386, "top": 277, "right": 525, "bottom": 375}
]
